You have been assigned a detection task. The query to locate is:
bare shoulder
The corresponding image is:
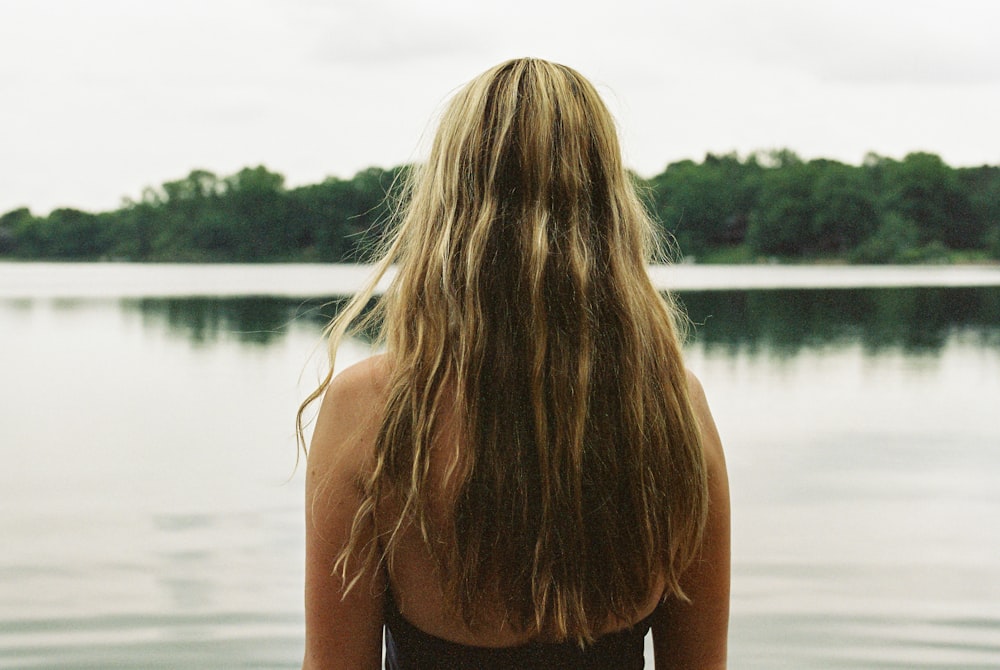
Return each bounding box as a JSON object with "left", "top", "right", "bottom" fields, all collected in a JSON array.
[
  {"left": 308, "top": 354, "right": 392, "bottom": 473},
  {"left": 685, "top": 368, "right": 725, "bottom": 466},
  {"left": 684, "top": 368, "right": 709, "bottom": 413},
  {"left": 322, "top": 353, "right": 392, "bottom": 414}
]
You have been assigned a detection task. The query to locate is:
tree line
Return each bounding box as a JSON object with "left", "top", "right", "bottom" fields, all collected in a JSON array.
[{"left": 1, "top": 150, "right": 998, "bottom": 263}]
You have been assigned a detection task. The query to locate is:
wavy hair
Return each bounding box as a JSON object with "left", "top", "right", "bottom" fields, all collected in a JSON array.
[{"left": 298, "top": 58, "right": 708, "bottom": 644}]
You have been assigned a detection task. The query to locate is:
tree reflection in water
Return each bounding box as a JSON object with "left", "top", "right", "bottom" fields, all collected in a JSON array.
[
  {"left": 124, "top": 287, "right": 1000, "bottom": 356},
  {"left": 678, "top": 286, "right": 1000, "bottom": 357},
  {"left": 124, "top": 295, "right": 378, "bottom": 346}
]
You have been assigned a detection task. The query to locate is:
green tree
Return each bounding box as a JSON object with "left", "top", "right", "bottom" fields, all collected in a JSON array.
[
  {"left": 849, "top": 212, "right": 922, "bottom": 263},
  {"left": 143, "top": 170, "right": 224, "bottom": 259},
  {"left": 810, "top": 163, "right": 880, "bottom": 253},
  {"left": 881, "top": 153, "right": 977, "bottom": 248},
  {"left": 0, "top": 207, "right": 33, "bottom": 255},
  {"left": 647, "top": 153, "right": 760, "bottom": 257},
  {"left": 746, "top": 155, "right": 820, "bottom": 256},
  {"left": 291, "top": 166, "right": 405, "bottom": 262},
  {"left": 222, "top": 165, "right": 291, "bottom": 261},
  {"left": 44, "top": 208, "right": 106, "bottom": 258},
  {"left": 288, "top": 177, "right": 356, "bottom": 261},
  {"left": 958, "top": 165, "right": 1000, "bottom": 257}
]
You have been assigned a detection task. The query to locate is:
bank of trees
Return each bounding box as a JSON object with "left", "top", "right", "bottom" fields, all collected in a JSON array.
[
  {"left": 0, "top": 165, "right": 404, "bottom": 263},
  {"left": 648, "top": 151, "right": 1000, "bottom": 262},
  {"left": 2, "top": 151, "right": 998, "bottom": 263}
]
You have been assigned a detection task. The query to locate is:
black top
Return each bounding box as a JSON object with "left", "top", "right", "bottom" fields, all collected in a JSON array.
[{"left": 384, "top": 594, "right": 654, "bottom": 669}]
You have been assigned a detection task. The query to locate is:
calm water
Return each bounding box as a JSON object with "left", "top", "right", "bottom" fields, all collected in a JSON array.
[{"left": 2, "top": 263, "right": 999, "bottom": 669}]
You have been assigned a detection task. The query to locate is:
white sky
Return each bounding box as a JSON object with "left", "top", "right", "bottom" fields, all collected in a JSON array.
[{"left": 2, "top": 0, "right": 999, "bottom": 215}]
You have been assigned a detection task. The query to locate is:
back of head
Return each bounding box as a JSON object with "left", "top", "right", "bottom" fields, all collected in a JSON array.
[
  {"left": 323, "top": 58, "right": 708, "bottom": 644},
  {"left": 393, "top": 57, "right": 652, "bottom": 320}
]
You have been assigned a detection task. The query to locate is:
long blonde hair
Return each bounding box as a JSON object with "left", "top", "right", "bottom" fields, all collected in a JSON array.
[{"left": 298, "top": 58, "right": 708, "bottom": 644}]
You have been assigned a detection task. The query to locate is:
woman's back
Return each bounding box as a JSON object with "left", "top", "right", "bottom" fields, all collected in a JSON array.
[
  {"left": 374, "top": 362, "right": 667, "bottom": 646},
  {"left": 302, "top": 353, "right": 728, "bottom": 668}
]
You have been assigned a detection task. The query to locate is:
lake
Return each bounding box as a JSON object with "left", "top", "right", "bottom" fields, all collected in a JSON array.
[{"left": 2, "top": 262, "right": 999, "bottom": 669}]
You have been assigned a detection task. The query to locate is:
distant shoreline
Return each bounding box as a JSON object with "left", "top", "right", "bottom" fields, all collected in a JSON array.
[
  {"left": 3, "top": 261, "right": 1000, "bottom": 300},
  {"left": 3, "top": 153, "right": 999, "bottom": 265}
]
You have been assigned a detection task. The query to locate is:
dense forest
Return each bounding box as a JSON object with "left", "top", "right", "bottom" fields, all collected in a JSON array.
[{"left": 2, "top": 150, "right": 998, "bottom": 263}]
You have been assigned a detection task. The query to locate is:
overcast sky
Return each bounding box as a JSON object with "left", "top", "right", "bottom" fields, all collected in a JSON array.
[{"left": 2, "top": 0, "right": 998, "bottom": 215}]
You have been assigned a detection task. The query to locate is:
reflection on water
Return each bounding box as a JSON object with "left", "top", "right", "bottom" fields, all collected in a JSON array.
[
  {"left": 2, "top": 282, "right": 1000, "bottom": 669},
  {"left": 681, "top": 287, "right": 1000, "bottom": 355},
  {"left": 125, "top": 287, "right": 1000, "bottom": 354},
  {"left": 125, "top": 297, "right": 338, "bottom": 346},
  {"left": 124, "top": 295, "right": 379, "bottom": 345}
]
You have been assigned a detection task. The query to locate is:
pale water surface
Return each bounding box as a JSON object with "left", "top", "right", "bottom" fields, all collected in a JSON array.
[{"left": 1, "top": 263, "right": 999, "bottom": 668}]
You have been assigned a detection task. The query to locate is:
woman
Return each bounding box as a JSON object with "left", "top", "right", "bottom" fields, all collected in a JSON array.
[{"left": 299, "top": 58, "right": 729, "bottom": 669}]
